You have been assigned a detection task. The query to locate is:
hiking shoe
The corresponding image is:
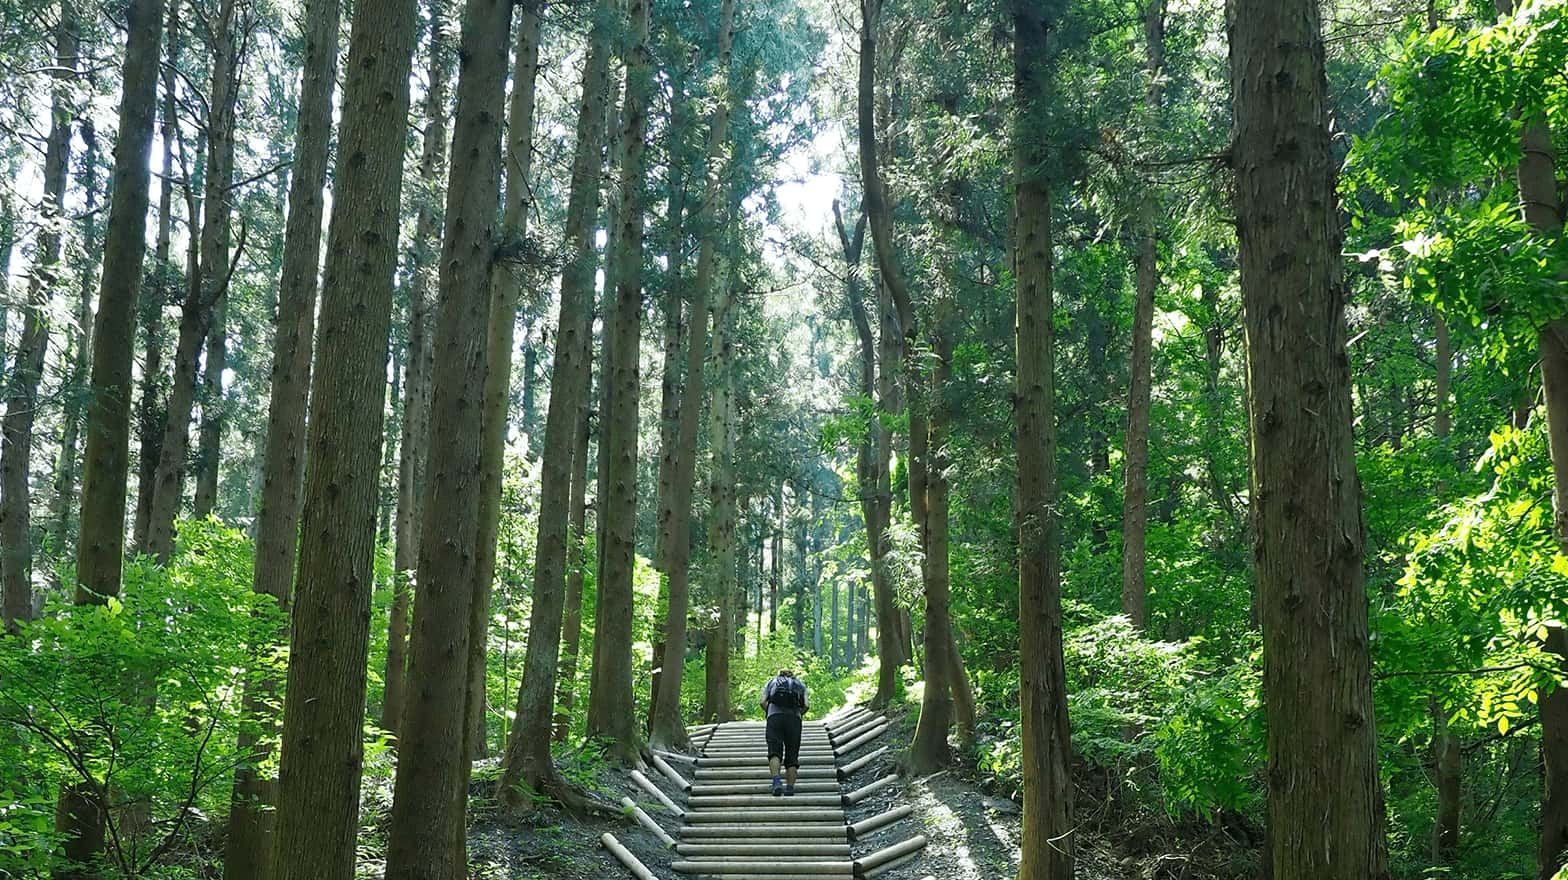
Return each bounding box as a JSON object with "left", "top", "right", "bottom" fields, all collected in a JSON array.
[
  {"left": 784, "top": 785, "right": 796, "bottom": 797},
  {"left": 772, "top": 781, "right": 784, "bottom": 797}
]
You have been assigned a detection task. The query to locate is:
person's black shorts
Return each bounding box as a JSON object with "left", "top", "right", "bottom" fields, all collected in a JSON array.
[{"left": 765, "top": 712, "right": 803, "bottom": 768}]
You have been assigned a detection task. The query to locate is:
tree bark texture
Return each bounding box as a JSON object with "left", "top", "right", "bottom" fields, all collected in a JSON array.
[
  {"left": 1013, "top": 0, "right": 1074, "bottom": 876},
  {"left": 222, "top": 0, "right": 339, "bottom": 872},
  {"left": 555, "top": 389, "right": 592, "bottom": 742},
  {"left": 584, "top": 0, "right": 651, "bottom": 762},
  {"left": 383, "top": 0, "right": 453, "bottom": 735},
  {"left": 469, "top": 0, "right": 542, "bottom": 763},
  {"left": 703, "top": 285, "right": 738, "bottom": 723},
  {"left": 497, "top": 0, "right": 614, "bottom": 806},
  {"left": 384, "top": 0, "right": 512, "bottom": 869},
  {"left": 910, "top": 313, "right": 957, "bottom": 773},
  {"left": 647, "top": 0, "right": 735, "bottom": 750},
  {"left": 269, "top": 0, "right": 418, "bottom": 872},
  {"left": 1229, "top": 0, "right": 1390, "bottom": 877},
  {"left": 52, "top": 118, "right": 98, "bottom": 559}
]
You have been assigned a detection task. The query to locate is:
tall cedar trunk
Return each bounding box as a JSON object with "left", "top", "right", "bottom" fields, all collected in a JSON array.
[
  {"left": 1435, "top": 316, "right": 1452, "bottom": 438},
  {"left": 771, "top": 488, "right": 782, "bottom": 634},
  {"left": 0, "top": 197, "right": 11, "bottom": 393},
  {"left": 133, "top": 15, "right": 177, "bottom": 555},
  {"left": 647, "top": 0, "right": 735, "bottom": 750},
  {"left": 62, "top": 0, "right": 161, "bottom": 867},
  {"left": 1505, "top": 25, "right": 1568, "bottom": 871},
  {"left": 584, "top": 0, "right": 651, "bottom": 761},
  {"left": 193, "top": 291, "right": 227, "bottom": 517},
  {"left": 52, "top": 119, "right": 98, "bottom": 558},
  {"left": 1013, "top": 0, "right": 1075, "bottom": 877},
  {"left": 555, "top": 386, "right": 592, "bottom": 742},
  {"left": 875, "top": 279, "right": 904, "bottom": 665},
  {"left": 647, "top": 87, "right": 690, "bottom": 726},
  {"left": 910, "top": 311, "right": 958, "bottom": 772},
  {"left": 703, "top": 285, "right": 737, "bottom": 721},
  {"left": 1229, "top": 0, "right": 1390, "bottom": 877},
  {"left": 269, "top": 0, "right": 417, "bottom": 871},
  {"left": 0, "top": 6, "right": 74, "bottom": 631},
  {"left": 1121, "top": 0, "right": 1165, "bottom": 629},
  {"left": 221, "top": 0, "right": 338, "bottom": 871},
  {"left": 382, "top": 0, "right": 452, "bottom": 734},
  {"left": 497, "top": 0, "right": 614, "bottom": 805},
  {"left": 469, "top": 0, "right": 542, "bottom": 764},
  {"left": 384, "top": 0, "right": 511, "bottom": 869},
  {"left": 146, "top": 0, "right": 242, "bottom": 561},
  {"left": 835, "top": 200, "right": 901, "bottom": 704}
]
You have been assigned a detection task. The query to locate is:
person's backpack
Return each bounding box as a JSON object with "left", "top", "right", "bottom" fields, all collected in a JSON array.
[{"left": 768, "top": 676, "right": 805, "bottom": 712}]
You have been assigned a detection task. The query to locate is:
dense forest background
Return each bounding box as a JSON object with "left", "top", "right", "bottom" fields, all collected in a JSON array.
[{"left": 1, "top": 0, "right": 1567, "bottom": 877}]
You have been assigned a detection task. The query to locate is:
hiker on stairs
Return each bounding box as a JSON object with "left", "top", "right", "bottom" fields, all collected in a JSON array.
[{"left": 761, "top": 668, "right": 809, "bottom": 797}]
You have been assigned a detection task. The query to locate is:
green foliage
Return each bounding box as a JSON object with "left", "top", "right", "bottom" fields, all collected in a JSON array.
[{"left": 0, "top": 520, "right": 285, "bottom": 877}]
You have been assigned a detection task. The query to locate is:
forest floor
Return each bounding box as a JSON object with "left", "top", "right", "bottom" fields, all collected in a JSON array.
[{"left": 449, "top": 707, "right": 1259, "bottom": 880}]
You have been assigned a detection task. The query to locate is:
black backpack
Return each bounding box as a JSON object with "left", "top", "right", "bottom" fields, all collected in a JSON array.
[{"left": 769, "top": 676, "right": 805, "bottom": 712}]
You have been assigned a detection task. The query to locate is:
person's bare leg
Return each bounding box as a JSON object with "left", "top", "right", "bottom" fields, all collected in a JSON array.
[
  {"left": 770, "top": 758, "right": 782, "bottom": 777},
  {"left": 786, "top": 766, "right": 798, "bottom": 787}
]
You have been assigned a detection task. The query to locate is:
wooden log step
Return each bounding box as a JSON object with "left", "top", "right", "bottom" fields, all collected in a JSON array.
[
  {"left": 618, "top": 796, "right": 675, "bottom": 848},
  {"left": 690, "top": 782, "right": 841, "bottom": 795},
  {"left": 839, "top": 746, "right": 887, "bottom": 777},
  {"left": 602, "top": 833, "right": 658, "bottom": 880},
  {"left": 699, "top": 755, "right": 837, "bottom": 767},
  {"left": 854, "top": 834, "right": 928, "bottom": 873},
  {"left": 688, "top": 794, "right": 844, "bottom": 808},
  {"left": 829, "top": 716, "right": 886, "bottom": 745},
  {"left": 684, "top": 809, "right": 845, "bottom": 823},
  {"left": 678, "top": 823, "right": 847, "bottom": 839},
  {"left": 695, "top": 767, "right": 839, "bottom": 780},
  {"left": 847, "top": 805, "right": 911, "bottom": 841},
  {"left": 836, "top": 723, "right": 890, "bottom": 756},
  {"left": 672, "top": 860, "right": 853, "bottom": 876},
  {"left": 844, "top": 774, "right": 899, "bottom": 805},
  {"left": 676, "top": 843, "right": 852, "bottom": 858}
]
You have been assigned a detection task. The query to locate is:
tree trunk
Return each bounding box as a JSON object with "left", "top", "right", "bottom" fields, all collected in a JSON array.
[
  {"left": 497, "top": 0, "right": 615, "bottom": 805},
  {"left": 1435, "top": 316, "right": 1452, "bottom": 439},
  {"left": 221, "top": 0, "right": 338, "bottom": 872},
  {"left": 384, "top": 0, "right": 512, "bottom": 869},
  {"left": 911, "top": 311, "right": 960, "bottom": 772},
  {"left": 146, "top": 0, "right": 243, "bottom": 561},
  {"left": 1121, "top": 0, "right": 1165, "bottom": 631},
  {"left": 1013, "top": 0, "right": 1075, "bottom": 876},
  {"left": 467, "top": 0, "right": 539, "bottom": 765},
  {"left": 647, "top": 89, "right": 689, "bottom": 729},
  {"left": 1431, "top": 699, "right": 1460, "bottom": 861},
  {"left": 703, "top": 285, "right": 738, "bottom": 723},
  {"left": 584, "top": 0, "right": 650, "bottom": 762},
  {"left": 52, "top": 118, "right": 98, "bottom": 560},
  {"left": 1504, "top": 31, "right": 1568, "bottom": 871},
  {"left": 1, "top": 5, "right": 74, "bottom": 630},
  {"left": 382, "top": 0, "right": 453, "bottom": 735},
  {"left": 555, "top": 385, "right": 592, "bottom": 742},
  {"left": 270, "top": 0, "right": 418, "bottom": 872},
  {"left": 1229, "top": 0, "right": 1389, "bottom": 877},
  {"left": 132, "top": 15, "right": 177, "bottom": 555},
  {"left": 646, "top": 0, "right": 736, "bottom": 750},
  {"left": 771, "top": 488, "right": 782, "bottom": 635},
  {"left": 192, "top": 290, "right": 227, "bottom": 518}
]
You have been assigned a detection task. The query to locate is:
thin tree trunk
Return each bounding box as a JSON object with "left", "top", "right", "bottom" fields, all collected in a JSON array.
[
  {"left": 193, "top": 290, "right": 227, "bottom": 517},
  {"left": 221, "top": 0, "right": 338, "bottom": 871},
  {"left": 1013, "top": 0, "right": 1074, "bottom": 875},
  {"left": 270, "top": 0, "right": 418, "bottom": 872},
  {"left": 469, "top": 0, "right": 542, "bottom": 763},
  {"left": 1, "top": 6, "right": 74, "bottom": 631},
  {"left": 61, "top": 0, "right": 161, "bottom": 867},
  {"left": 383, "top": 0, "right": 453, "bottom": 735},
  {"left": 584, "top": 0, "right": 650, "bottom": 761},
  {"left": 132, "top": 13, "right": 177, "bottom": 554},
  {"left": 384, "top": 0, "right": 512, "bottom": 869},
  {"left": 646, "top": 0, "right": 736, "bottom": 750},
  {"left": 146, "top": 0, "right": 243, "bottom": 560},
  {"left": 911, "top": 310, "right": 958, "bottom": 773},
  {"left": 1121, "top": 0, "right": 1165, "bottom": 630},
  {"left": 1229, "top": 0, "right": 1389, "bottom": 876},
  {"left": 52, "top": 118, "right": 98, "bottom": 559},
  {"left": 703, "top": 284, "right": 737, "bottom": 722},
  {"left": 555, "top": 385, "right": 591, "bottom": 742},
  {"left": 497, "top": 0, "right": 615, "bottom": 805},
  {"left": 646, "top": 94, "right": 688, "bottom": 727},
  {"left": 1435, "top": 316, "right": 1452, "bottom": 439},
  {"left": 1431, "top": 698, "right": 1460, "bottom": 860},
  {"left": 1501, "top": 17, "right": 1568, "bottom": 868},
  {"left": 771, "top": 487, "right": 782, "bottom": 635}
]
